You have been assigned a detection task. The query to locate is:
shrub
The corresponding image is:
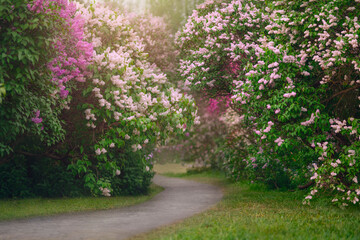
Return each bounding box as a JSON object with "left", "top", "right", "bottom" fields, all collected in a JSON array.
[
  {"left": 0, "top": 155, "right": 32, "bottom": 198},
  {"left": 110, "top": 151, "right": 154, "bottom": 196},
  {"left": 0, "top": 0, "right": 92, "bottom": 198},
  {"left": 0, "top": 155, "right": 84, "bottom": 198},
  {"left": 62, "top": 2, "right": 198, "bottom": 196},
  {"left": 0, "top": 0, "right": 197, "bottom": 198},
  {"left": 177, "top": 0, "right": 360, "bottom": 206}
]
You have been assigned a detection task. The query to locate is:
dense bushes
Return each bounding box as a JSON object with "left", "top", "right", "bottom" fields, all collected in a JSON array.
[
  {"left": 0, "top": 156, "right": 32, "bottom": 198},
  {"left": 0, "top": 0, "right": 91, "bottom": 198},
  {"left": 65, "top": 2, "right": 197, "bottom": 196},
  {"left": 0, "top": 155, "right": 85, "bottom": 198},
  {"left": 3, "top": 0, "right": 358, "bottom": 207},
  {"left": 110, "top": 151, "right": 154, "bottom": 195},
  {"left": 0, "top": 0, "right": 197, "bottom": 198},
  {"left": 177, "top": 0, "right": 360, "bottom": 206},
  {"left": 0, "top": 0, "right": 75, "bottom": 159}
]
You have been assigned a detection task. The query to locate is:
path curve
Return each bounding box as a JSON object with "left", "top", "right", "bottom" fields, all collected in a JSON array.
[{"left": 0, "top": 175, "right": 223, "bottom": 240}]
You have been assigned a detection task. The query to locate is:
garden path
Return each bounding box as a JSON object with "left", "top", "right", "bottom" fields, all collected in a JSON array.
[{"left": 0, "top": 175, "right": 223, "bottom": 240}]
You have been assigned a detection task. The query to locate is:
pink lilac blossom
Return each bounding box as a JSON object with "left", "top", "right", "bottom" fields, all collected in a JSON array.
[
  {"left": 274, "top": 137, "right": 284, "bottom": 146},
  {"left": 28, "top": 0, "right": 93, "bottom": 100},
  {"left": 31, "top": 110, "right": 43, "bottom": 124}
]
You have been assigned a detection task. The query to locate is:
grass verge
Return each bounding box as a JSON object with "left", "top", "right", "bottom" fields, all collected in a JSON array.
[
  {"left": 0, "top": 184, "right": 163, "bottom": 222},
  {"left": 131, "top": 171, "right": 360, "bottom": 240},
  {"left": 153, "top": 163, "right": 187, "bottom": 175}
]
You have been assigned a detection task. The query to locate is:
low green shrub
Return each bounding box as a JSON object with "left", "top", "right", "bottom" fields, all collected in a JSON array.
[
  {"left": 111, "top": 152, "right": 154, "bottom": 196},
  {"left": 0, "top": 155, "right": 85, "bottom": 198}
]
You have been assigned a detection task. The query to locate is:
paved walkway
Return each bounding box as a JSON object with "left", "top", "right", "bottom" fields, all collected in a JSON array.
[{"left": 0, "top": 175, "right": 223, "bottom": 240}]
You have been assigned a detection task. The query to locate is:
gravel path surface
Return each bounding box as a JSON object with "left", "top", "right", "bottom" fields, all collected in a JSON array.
[{"left": 0, "top": 175, "right": 223, "bottom": 240}]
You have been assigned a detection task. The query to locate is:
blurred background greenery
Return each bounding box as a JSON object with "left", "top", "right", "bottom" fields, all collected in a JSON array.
[{"left": 101, "top": 0, "right": 205, "bottom": 32}]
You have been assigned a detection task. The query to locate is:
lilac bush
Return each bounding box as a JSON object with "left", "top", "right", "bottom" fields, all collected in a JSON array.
[
  {"left": 177, "top": 0, "right": 360, "bottom": 206},
  {"left": 0, "top": 0, "right": 93, "bottom": 197},
  {"left": 0, "top": 0, "right": 197, "bottom": 197},
  {"left": 0, "top": 0, "right": 92, "bottom": 159},
  {"left": 62, "top": 2, "right": 198, "bottom": 196}
]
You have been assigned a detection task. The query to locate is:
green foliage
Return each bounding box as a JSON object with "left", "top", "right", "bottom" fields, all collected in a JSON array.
[
  {"left": 0, "top": 0, "right": 92, "bottom": 200},
  {"left": 30, "top": 157, "right": 85, "bottom": 198},
  {"left": 0, "top": 82, "right": 5, "bottom": 103},
  {"left": 0, "top": 0, "right": 66, "bottom": 157},
  {"left": 0, "top": 155, "right": 32, "bottom": 198},
  {"left": 111, "top": 152, "right": 154, "bottom": 196},
  {"left": 0, "top": 155, "right": 85, "bottom": 199}
]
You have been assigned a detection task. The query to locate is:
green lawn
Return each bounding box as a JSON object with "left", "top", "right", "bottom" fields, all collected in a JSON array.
[
  {"left": 154, "top": 163, "right": 188, "bottom": 174},
  {"left": 0, "top": 184, "right": 163, "bottom": 221},
  {"left": 131, "top": 171, "right": 360, "bottom": 240}
]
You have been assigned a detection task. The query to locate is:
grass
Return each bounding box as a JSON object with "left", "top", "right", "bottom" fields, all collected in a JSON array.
[
  {"left": 0, "top": 184, "right": 163, "bottom": 222},
  {"left": 131, "top": 171, "right": 360, "bottom": 240},
  {"left": 153, "top": 163, "right": 188, "bottom": 175}
]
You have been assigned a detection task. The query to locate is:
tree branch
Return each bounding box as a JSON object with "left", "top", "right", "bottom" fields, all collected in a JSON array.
[
  {"left": 298, "top": 180, "right": 315, "bottom": 190},
  {"left": 17, "top": 150, "right": 68, "bottom": 161},
  {"left": 322, "top": 85, "right": 359, "bottom": 103}
]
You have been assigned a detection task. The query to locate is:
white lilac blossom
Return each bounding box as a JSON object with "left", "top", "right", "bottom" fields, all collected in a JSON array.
[{"left": 99, "top": 187, "right": 111, "bottom": 197}]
